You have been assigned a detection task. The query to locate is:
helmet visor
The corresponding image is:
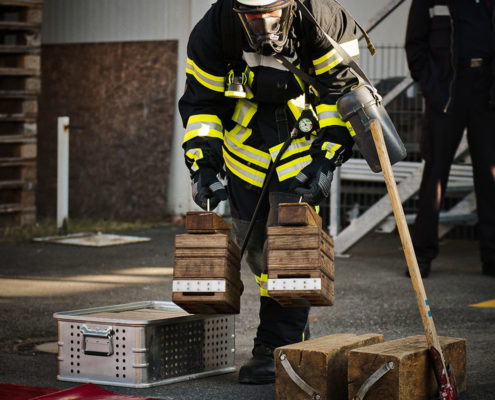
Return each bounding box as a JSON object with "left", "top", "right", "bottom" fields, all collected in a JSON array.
[{"left": 234, "top": 1, "right": 293, "bottom": 55}]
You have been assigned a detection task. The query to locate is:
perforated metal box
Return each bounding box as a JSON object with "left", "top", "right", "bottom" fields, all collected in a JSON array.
[{"left": 53, "top": 301, "right": 235, "bottom": 387}]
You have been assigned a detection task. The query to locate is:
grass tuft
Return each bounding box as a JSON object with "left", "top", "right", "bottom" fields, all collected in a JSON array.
[{"left": 1, "top": 218, "right": 173, "bottom": 243}]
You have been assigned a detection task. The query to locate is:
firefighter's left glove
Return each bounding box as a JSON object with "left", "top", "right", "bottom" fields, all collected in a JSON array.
[
  {"left": 289, "top": 155, "right": 334, "bottom": 206},
  {"left": 191, "top": 168, "right": 228, "bottom": 211}
]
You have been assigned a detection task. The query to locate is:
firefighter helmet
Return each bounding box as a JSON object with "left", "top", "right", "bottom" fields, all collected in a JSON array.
[{"left": 233, "top": 0, "right": 294, "bottom": 56}]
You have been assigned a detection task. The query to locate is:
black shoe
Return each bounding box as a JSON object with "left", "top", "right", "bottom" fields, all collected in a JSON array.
[
  {"left": 405, "top": 260, "right": 431, "bottom": 278},
  {"left": 238, "top": 343, "right": 275, "bottom": 384},
  {"left": 482, "top": 264, "right": 495, "bottom": 277}
]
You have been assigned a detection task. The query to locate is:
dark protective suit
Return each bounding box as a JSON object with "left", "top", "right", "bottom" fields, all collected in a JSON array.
[
  {"left": 405, "top": 0, "right": 495, "bottom": 270},
  {"left": 179, "top": 0, "right": 360, "bottom": 349}
]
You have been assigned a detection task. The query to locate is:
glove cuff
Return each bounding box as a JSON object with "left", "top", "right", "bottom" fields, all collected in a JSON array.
[{"left": 193, "top": 167, "right": 219, "bottom": 186}]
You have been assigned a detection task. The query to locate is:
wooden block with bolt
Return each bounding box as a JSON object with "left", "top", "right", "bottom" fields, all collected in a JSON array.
[
  {"left": 347, "top": 335, "right": 467, "bottom": 400},
  {"left": 274, "top": 333, "right": 384, "bottom": 400}
]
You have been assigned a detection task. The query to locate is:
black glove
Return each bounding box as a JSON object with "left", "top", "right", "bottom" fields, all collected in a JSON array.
[
  {"left": 191, "top": 168, "right": 228, "bottom": 211},
  {"left": 289, "top": 156, "right": 334, "bottom": 206}
]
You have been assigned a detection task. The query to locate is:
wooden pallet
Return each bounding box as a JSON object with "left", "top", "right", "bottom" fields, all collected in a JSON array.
[
  {"left": 172, "top": 213, "right": 241, "bottom": 314},
  {"left": 0, "top": 0, "right": 41, "bottom": 226}
]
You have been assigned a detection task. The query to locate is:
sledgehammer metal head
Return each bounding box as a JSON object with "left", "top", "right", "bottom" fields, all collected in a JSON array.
[{"left": 429, "top": 346, "right": 458, "bottom": 400}]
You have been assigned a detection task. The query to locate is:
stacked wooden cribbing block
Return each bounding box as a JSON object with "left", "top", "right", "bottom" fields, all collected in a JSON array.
[
  {"left": 267, "top": 203, "right": 334, "bottom": 306},
  {"left": 172, "top": 212, "right": 242, "bottom": 314},
  {"left": 0, "top": 0, "right": 42, "bottom": 226}
]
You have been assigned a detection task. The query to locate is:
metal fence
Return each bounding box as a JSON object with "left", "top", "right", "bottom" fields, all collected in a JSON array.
[{"left": 321, "top": 46, "right": 477, "bottom": 240}]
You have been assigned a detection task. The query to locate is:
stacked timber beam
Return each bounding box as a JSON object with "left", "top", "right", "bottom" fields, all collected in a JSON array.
[
  {"left": 267, "top": 203, "right": 335, "bottom": 306},
  {"left": 172, "top": 212, "right": 242, "bottom": 314},
  {"left": 0, "top": 0, "right": 42, "bottom": 226}
]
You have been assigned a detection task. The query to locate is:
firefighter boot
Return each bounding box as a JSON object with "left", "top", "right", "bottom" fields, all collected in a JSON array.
[{"left": 238, "top": 343, "right": 275, "bottom": 384}]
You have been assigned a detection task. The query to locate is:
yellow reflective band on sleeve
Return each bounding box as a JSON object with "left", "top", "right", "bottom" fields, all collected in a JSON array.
[
  {"left": 255, "top": 273, "right": 269, "bottom": 297},
  {"left": 224, "top": 128, "right": 271, "bottom": 169},
  {"left": 345, "top": 121, "right": 356, "bottom": 137},
  {"left": 185, "top": 148, "right": 203, "bottom": 172},
  {"left": 316, "top": 104, "right": 347, "bottom": 128},
  {"left": 275, "top": 154, "right": 312, "bottom": 181},
  {"left": 313, "top": 49, "right": 341, "bottom": 76},
  {"left": 186, "top": 58, "right": 225, "bottom": 92},
  {"left": 271, "top": 137, "right": 314, "bottom": 181},
  {"left": 313, "top": 39, "right": 360, "bottom": 76},
  {"left": 183, "top": 114, "right": 224, "bottom": 143},
  {"left": 270, "top": 136, "right": 314, "bottom": 161},
  {"left": 321, "top": 141, "right": 342, "bottom": 160},
  {"left": 223, "top": 150, "right": 267, "bottom": 187},
  {"left": 232, "top": 99, "right": 258, "bottom": 127}
]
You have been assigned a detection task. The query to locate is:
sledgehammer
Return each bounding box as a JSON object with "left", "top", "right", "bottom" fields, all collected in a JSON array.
[{"left": 369, "top": 119, "right": 457, "bottom": 400}]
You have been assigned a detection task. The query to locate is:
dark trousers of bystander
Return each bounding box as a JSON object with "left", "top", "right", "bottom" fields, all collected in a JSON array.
[{"left": 413, "top": 62, "right": 495, "bottom": 274}]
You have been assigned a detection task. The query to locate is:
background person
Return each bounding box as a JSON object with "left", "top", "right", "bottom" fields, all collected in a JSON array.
[{"left": 405, "top": 0, "right": 495, "bottom": 278}]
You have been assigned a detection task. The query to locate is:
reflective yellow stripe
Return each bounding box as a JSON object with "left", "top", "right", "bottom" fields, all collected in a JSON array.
[
  {"left": 232, "top": 99, "right": 257, "bottom": 127},
  {"left": 287, "top": 98, "right": 303, "bottom": 120},
  {"left": 321, "top": 141, "right": 342, "bottom": 160},
  {"left": 223, "top": 150, "right": 266, "bottom": 187},
  {"left": 345, "top": 121, "right": 356, "bottom": 137},
  {"left": 255, "top": 273, "right": 269, "bottom": 297},
  {"left": 244, "top": 67, "right": 255, "bottom": 99},
  {"left": 185, "top": 148, "right": 203, "bottom": 172},
  {"left": 313, "top": 50, "right": 342, "bottom": 75},
  {"left": 224, "top": 128, "right": 271, "bottom": 169},
  {"left": 313, "top": 39, "right": 359, "bottom": 76},
  {"left": 276, "top": 154, "right": 312, "bottom": 181},
  {"left": 316, "top": 104, "right": 347, "bottom": 128},
  {"left": 186, "top": 58, "right": 225, "bottom": 92},
  {"left": 270, "top": 136, "right": 314, "bottom": 161},
  {"left": 183, "top": 114, "right": 224, "bottom": 143}
]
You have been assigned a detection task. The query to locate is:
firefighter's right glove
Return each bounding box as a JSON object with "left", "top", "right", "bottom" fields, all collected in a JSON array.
[
  {"left": 191, "top": 168, "right": 227, "bottom": 211},
  {"left": 289, "top": 155, "right": 334, "bottom": 206}
]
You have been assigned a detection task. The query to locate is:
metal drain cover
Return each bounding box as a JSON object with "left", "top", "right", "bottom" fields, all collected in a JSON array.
[{"left": 33, "top": 232, "right": 150, "bottom": 247}]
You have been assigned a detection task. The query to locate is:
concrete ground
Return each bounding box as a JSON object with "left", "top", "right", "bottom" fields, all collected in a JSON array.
[{"left": 0, "top": 223, "right": 494, "bottom": 400}]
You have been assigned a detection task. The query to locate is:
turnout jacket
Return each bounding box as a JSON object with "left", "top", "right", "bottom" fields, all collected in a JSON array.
[
  {"left": 405, "top": 0, "right": 495, "bottom": 113},
  {"left": 179, "top": 0, "right": 360, "bottom": 189}
]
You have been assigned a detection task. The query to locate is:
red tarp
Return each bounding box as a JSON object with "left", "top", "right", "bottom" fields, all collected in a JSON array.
[
  {"left": 0, "top": 383, "right": 164, "bottom": 400},
  {"left": 0, "top": 384, "right": 58, "bottom": 400}
]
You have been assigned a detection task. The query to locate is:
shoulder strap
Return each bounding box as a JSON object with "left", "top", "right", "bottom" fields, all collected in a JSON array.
[
  {"left": 295, "top": 0, "right": 373, "bottom": 87},
  {"left": 220, "top": 0, "right": 244, "bottom": 69}
]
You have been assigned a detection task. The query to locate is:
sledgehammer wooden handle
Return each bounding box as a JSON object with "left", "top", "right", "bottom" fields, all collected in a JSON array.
[{"left": 369, "top": 120, "right": 450, "bottom": 379}]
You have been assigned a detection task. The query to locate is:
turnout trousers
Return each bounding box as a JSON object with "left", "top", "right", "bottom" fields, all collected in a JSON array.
[
  {"left": 413, "top": 63, "right": 495, "bottom": 267},
  {"left": 227, "top": 177, "right": 310, "bottom": 349}
]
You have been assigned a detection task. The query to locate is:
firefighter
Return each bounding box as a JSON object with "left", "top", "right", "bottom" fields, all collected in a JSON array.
[
  {"left": 405, "top": 0, "right": 495, "bottom": 278},
  {"left": 178, "top": 0, "right": 360, "bottom": 384}
]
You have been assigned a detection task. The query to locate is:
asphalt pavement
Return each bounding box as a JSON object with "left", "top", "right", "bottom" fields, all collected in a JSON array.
[{"left": 0, "top": 223, "right": 494, "bottom": 400}]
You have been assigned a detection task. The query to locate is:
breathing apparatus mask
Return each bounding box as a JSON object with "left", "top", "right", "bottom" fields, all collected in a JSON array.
[{"left": 233, "top": 0, "right": 294, "bottom": 56}]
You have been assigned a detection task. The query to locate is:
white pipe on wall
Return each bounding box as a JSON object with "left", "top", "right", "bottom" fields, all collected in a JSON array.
[{"left": 57, "top": 116, "right": 70, "bottom": 232}]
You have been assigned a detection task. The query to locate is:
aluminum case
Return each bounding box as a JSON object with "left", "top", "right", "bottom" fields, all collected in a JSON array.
[{"left": 53, "top": 301, "right": 235, "bottom": 388}]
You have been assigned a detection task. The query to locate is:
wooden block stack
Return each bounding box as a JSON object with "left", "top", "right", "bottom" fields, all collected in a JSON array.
[
  {"left": 348, "top": 335, "right": 467, "bottom": 400},
  {"left": 172, "top": 211, "right": 242, "bottom": 314},
  {"left": 274, "top": 333, "right": 384, "bottom": 400},
  {"left": 0, "top": 0, "right": 42, "bottom": 226},
  {"left": 267, "top": 203, "right": 334, "bottom": 306}
]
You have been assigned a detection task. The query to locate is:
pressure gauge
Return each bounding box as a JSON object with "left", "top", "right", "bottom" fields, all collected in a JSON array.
[{"left": 298, "top": 117, "right": 313, "bottom": 133}]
